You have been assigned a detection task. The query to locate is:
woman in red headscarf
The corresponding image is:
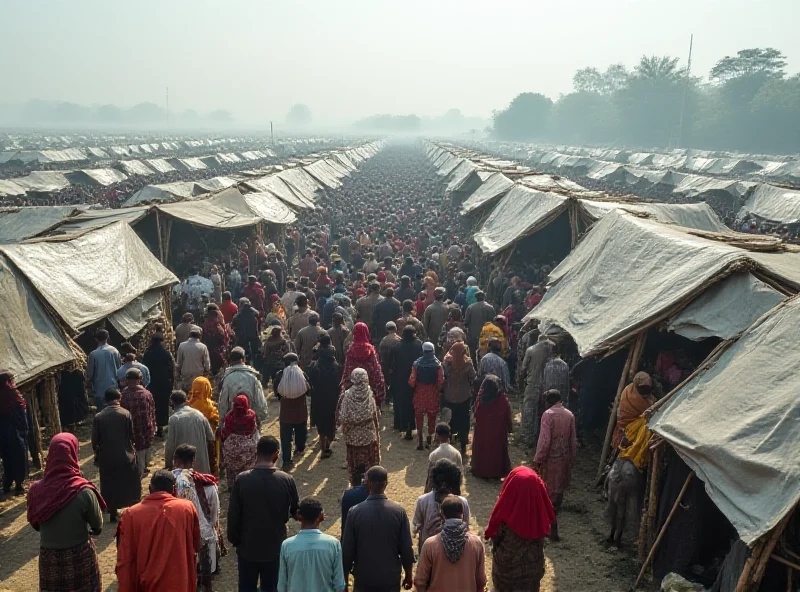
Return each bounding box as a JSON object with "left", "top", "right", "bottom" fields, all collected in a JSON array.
[
  {"left": 340, "top": 322, "right": 386, "bottom": 405},
  {"left": 220, "top": 394, "right": 260, "bottom": 489},
  {"left": 485, "top": 466, "right": 555, "bottom": 592},
  {"left": 28, "top": 433, "right": 106, "bottom": 592}
]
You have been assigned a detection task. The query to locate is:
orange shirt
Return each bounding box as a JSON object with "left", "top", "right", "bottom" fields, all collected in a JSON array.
[
  {"left": 116, "top": 491, "right": 201, "bottom": 592},
  {"left": 218, "top": 300, "right": 239, "bottom": 324}
]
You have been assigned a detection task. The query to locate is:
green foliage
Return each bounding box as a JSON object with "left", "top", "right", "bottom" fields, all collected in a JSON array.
[
  {"left": 286, "top": 103, "right": 312, "bottom": 126},
  {"left": 490, "top": 47, "right": 798, "bottom": 153}
]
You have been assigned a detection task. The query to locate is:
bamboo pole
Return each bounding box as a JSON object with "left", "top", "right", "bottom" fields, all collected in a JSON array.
[
  {"left": 771, "top": 554, "right": 800, "bottom": 572},
  {"left": 163, "top": 219, "right": 172, "bottom": 266},
  {"left": 736, "top": 511, "right": 793, "bottom": 592},
  {"left": 634, "top": 471, "right": 693, "bottom": 589},
  {"left": 155, "top": 209, "right": 164, "bottom": 263},
  {"left": 638, "top": 442, "right": 663, "bottom": 563},
  {"left": 596, "top": 343, "right": 635, "bottom": 481}
]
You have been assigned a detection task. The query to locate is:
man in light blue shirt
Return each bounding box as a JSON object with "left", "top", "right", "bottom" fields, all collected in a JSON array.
[
  {"left": 278, "top": 497, "right": 345, "bottom": 592},
  {"left": 86, "top": 329, "right": 121, "bottom": 409},
  {"left": 116, "top": 352, "right": 151, "bottom": 388}
]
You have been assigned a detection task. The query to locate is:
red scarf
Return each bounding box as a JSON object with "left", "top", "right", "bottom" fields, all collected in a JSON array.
[
  {"left": 484, "top": 466, "right": 554, "bottom": 541},
  {"left": 347, "top": 322, "right": 375, "bottom": 361},
  {"left": 0, "top": 381, "right": 26, "bottom": 414},
  {"left": 27, "top": 433, "right": 107, "bottom": 527},
  {"left": 221, "top": 395, "right": 257, "bottom": 438}
]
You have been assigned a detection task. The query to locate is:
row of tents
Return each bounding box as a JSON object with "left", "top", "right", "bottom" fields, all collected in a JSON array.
[
  {"left": 426, "top": 141, "right": 800, "bottom": 588},
  {"left": 441, "top": 141, "right": 800, "bottom": 227},
  {"left": 0, "top": 139, "right": 384, "bottom": 465}
]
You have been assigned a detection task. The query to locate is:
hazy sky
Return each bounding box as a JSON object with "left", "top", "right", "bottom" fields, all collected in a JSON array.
[{"left": 1, "top": 0, "right": 798, "bottom": 125}]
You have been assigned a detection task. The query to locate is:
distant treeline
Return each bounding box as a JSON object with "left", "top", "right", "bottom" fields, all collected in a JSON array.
[
  {"left": 491, "top": 48, "right": 800, "bottom": 154},
  {"left": 353, "top": 109, "right": 487, "bottom": 134},
  {"left": 0, "top": 100, "right": 234, "bottom": 127}
]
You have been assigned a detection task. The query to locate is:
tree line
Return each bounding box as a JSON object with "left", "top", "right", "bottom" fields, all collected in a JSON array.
[{"left": 491, "top": 48, "right": 800, "bottom": 154}]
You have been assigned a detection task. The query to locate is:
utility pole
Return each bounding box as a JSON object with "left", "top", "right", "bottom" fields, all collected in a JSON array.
[
  {"left": 166, "top": 86, "right": 170, "bottom": 128},
  {"left": 270, "top": 121, "right": 274, "bottom": 146},
  {"left": 676, "top": 34, "right": 694, "bottom": 149}
]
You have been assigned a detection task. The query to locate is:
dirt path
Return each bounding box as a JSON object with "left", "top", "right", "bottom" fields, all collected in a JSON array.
[{"left": 0, "top": 396, "right": 639, "bottom": 591}]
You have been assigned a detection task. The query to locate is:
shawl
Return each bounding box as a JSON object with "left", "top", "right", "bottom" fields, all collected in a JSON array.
[
  {"left": 484, "top": 466, "right": 555, "bottom": 541},
  {"left": 221, "top": 395, "right": 257, "bottom": 438},
  {"left": 444, "top": 341, "right": 470, "bottom": 373},
  {"left": 613, "top": 372, "right": 655, "bottom": 448},
  {"left": 441, "top": 518, "right": 469, "bottom": 563},
  {"left": 188, "top": 377, "right": 220, "bottom": 427},
  {"left": 203, "top": 310, "right": 228, "bottom": 343},
  {"left": 348, "top": 322, "right": 375, "bottom": 361},
  {"left": 27, "top": 433, "right": 107, "bottom": 527},
  {"left": 339, "top": 369, "right": 376, "bottom": 427},
  {"left": 268, "top": 294, "right": 287, "bottom": 324},
  {"left": 477, "top": 374, "right": 502, "bottom": 405},
  {"left": 0, "top": 380, "right": 26, "bottom": 414},
  {"left": 413, "top": 346, "right": 442, "bottom": 385}
]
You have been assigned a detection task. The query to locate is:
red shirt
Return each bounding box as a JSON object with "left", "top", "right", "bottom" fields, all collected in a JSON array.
[{"left": 218, "top": 300, "right": 238, "bottom": 324}]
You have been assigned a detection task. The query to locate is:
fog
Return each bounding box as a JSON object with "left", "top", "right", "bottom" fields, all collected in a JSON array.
[{"left": 1, "top": 0, "right": 798, "bottom": 135}]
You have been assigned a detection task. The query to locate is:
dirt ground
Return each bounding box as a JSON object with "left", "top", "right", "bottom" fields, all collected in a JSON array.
[{"left": 0, "top": 394, "right": 640, "bottom": 591}]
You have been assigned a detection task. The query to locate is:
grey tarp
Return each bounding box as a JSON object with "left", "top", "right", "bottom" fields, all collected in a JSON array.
[
  {"left": 66, "top": 168, "right": 128, "bottom": 187},
  {"left": 650, "top": 297, "right": 800, "bottom": 544},
  {"left": 518, "top": 175, "right": 589, "bottom": 194},
  {"left": 145, "top": 159, "right": 177, "bottom": 173},
  {"left": 526, "top": 211, "right": 780, "bottom": 357},
  {"left": 53, "top": 207, "right": 150, "bottom": 234},
  {"left": 0, "top": 221, "right": 176, "bottom": 331},
  {"left": 473, "top": 186, "right": 569, "bottom": 255},
  {"left": 0, "top": 206, "right": 83, "bottom": 243},
  {"left": 12, "top": 171, "right": 71, "bottom": 193},
  {"left": 156, "top": 189, "right": 262, "bottom": 230},
  {"left": 243, "top": 175, "right": 315, "bottom": 210},
  {"left": 739, "top": 183, "right": 800, "bottom": 224},
  {"left": 0, "top": 254, "right": 77, "bottom": 385},
  {"left": 579, "top": 200, "right": 729, "bottom": 232},
  {"left": 438, "top": 156, "right": 464, "bottom": 179},
  {"left": 107, "top": 288, "right": 164, "bottom": 338},
  {"left": 276, "top": 167, "right": 323, "bottom": 204},
  {"left": 115, "top": 160, "right": 155, "bottom": 176},
  {"left": 460, "top": 173, "right": 515, "bottom": 215},
  {"left": 444, "top": 160, "right": 479, "bottom": 193},
  {"left": 0, "top": 179, "right": 26, "bottom": 197},
  {"left": 667, "top": 272, "right": 784, "bottom": 340},
  {"left": 304, "top": 160, "right": 344, "bottom": 189},
  {"left": 241, "top": 192, "right": 297, "bottom": 225}
]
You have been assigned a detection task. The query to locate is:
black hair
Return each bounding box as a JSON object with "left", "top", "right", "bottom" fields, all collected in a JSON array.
[
  {"left": 475, "top": 291, "right": 485, "bottom": 301},
  {"left": 435, "top": 422, "right": 451, "bottom": 439},
  {"left": 257, "top": 435, "right": 280, "bottom": 458},
  {"left": 104, "top": 387, "right": 121, "bottom": 403},
  {"left": 441, "top": 494, "right": 465, "bottom": 519},
  {"left": 150, "top": 469, "right": 176, "bottom": 493},
  {"left": 366, "top": 465, "right": 388, "bottom": 484},
  {"left": 95, "top": 329, "right": 109, "bottom": 341},
  {"left": 430, "top": 458, "right": 462, "bottom": 498},
  {"left": 174, "top": 444, "right": 197, "bottom": 463},
  {"left": 229, "top": 347, "right": 245, "bottom": 362},
  {"left": 385, "top": 287, "right": 395, "bottom": 298},
  {"left": 297, "top": 497, "right": 324, "bottom": 522},
  {"left": 170, "top": 390, "right": 188, "bottom": 405},
  {"left": 545, "top": 389, "right": 562, "bottom": 405}
]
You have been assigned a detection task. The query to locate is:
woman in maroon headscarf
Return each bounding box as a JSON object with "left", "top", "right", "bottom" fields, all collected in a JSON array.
[
  {"left": 220, "top": 394, "right": 260, "bottom": 489},
  {"left": 470, "top": 374, "right": 513, "bottom": 480},
  {"left": 202, "top": 304, "right": 230, "bottom": 375},
  {"left": 28, "top": 433, "right": 107, "bottom": 592},
  {"left": 0, "top": 370, "right": 28, "bottom": 495},
  {"left": 485, "top": 466, "right": 555, "bottom": 592},
  {"left": 340, "top": 322, "right": 386, "bottom": 405}
]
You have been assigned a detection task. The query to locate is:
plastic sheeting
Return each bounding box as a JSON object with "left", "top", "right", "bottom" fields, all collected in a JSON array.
[
  {"left": 739, "top": 183, "right": 800, "bottom": 224},
  {"left": 67, "top": 168, "right": 128, "bottom": 187},
  {"left": 145, "top": 159, "right": 177, "bottom": 173},
  {"left": 241, "top": 192, "right": 297, "bottom": 225},
  {"left": 650, "top": 297, "right": 800, "bottom": 544},
  {"left": 304, "top": 160, "right": 344, "bottom": 189},
  {"left": 0, "top": 179, "right": 26, "bottom": 197},
  {"left": 276, "top": 167, "right": 323, "bottom": 204},
  {"left": 0, "top": 206, "right": 82, "bottom": 243},
  {"left": 107, "top": 288, "right": 164, "bottom": 338},
  {"left": 0, "top": 221, "right": 176, "bottom": 332},
  {"left": 518, "top": 175, "right": 588, "bottom": 194},
  {"left": 53, "top": 207, "right": 150, "bottom": 234},
  {"left": 460, "top": 172, "right": 515, "bottom": 215},
  {"left": 243, "top": 175, "right": 315, "bottom": 211},
  {"left": 473, "top": 186, "right": 569, "bottom": 254},
  {"left": 12, "top": 171, "right": 71, "bottom": 192},
  {"left": 116, "top": 160, "right": 155, "bottom": 176},
  {"left": 527, "top": 211, "right": 761, "bottom": 357},
  {"left": 444, "top": 160, "right": 479, "bottom": 193},
  {"left": 667, "top": 272, "right": 784, "bottom": 340},
  {"left": 157, "top": 188, "right": 262, "bottom": 229},
  {"left": 579, "top": 200, "right": 729, "bottom": 232},
  {"left": 0, "top": 254, "right": 77, "bottom": 386}
]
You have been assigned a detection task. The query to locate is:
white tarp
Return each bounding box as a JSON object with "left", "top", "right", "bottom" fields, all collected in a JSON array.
[
  {"left": 107, "top": 288, "right": 164, "bottom": 339},
  {"left": 243, "top": 175, "right": 315, "bottom": 211},
  {"left": 444, "top": 160, "right": 479, "bottom": 193},
  {"left": 739, "top": 183, "right": 800, "bottom": 224},
  {"left": 460, "top": 172, "right": 515, "bottom": 215},
  {"left": 241, "top": 192, "right": 298, "bottom": 225},
  {"left": 116, "top": 160, "right": 155, "bottom": 176},
  {"left": 518, "top": 175, "right": 589, "bottom": 194},
  {"left": 145, "top": 159, "right": 177, "bottom": 173},
  {"left": 651, "top": 297, "right": 800, "bottom": 544},
  {"left": 474, "top": 186, "right": 569, "bottom": 254},
  {"left": 579, "top": 200, "right": 729, "bottom": 233},
  {"left": 12, "top": 171, "right": 71, "bottom": 193},
  {"left": 0, "top": 254, "right": 77, "bottom": 385},
  {"left": 0, "top": 179, "right": 27, "bottom": 197},
  {"left": 0, "top": 221, "right": 176, "bottom": 331},
  {"left": 667, "top": 272, "right": 784, "bottom": 340},
  {"left": 276, "top": 168, "right": 323, "bottom": 204},
  {"left": 304, "top": 160, "right": 344, "bottom": 189},
  {"left": 67, "top": 168, "right": 128, "bottom": 186},
  {"left": 0, "top": 206, "right": 82, "bottom": 243},
  {"left": 527, "top": 211, "right": 764, "bottom": 357}
]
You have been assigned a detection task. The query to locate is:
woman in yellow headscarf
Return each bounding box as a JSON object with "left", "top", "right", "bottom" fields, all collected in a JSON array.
[{"left": 188, "top": 376, "right": 221, "bottom": 473}]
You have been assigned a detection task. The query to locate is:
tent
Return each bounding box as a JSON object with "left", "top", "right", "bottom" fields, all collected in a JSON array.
[
  {"left": 115, "top": 159, "right": 156, "bottom": 176},
  {"left": 0, "top": 179, "right": 26, "bottom": 197},
  {"left": 650, "top": 296, "right": 800, "bottom": 544},
  {"left": 738, "top": 183, "right": 800, "bottom": 225},
  {"left": 12, "top": 171, "right": 71, "bottom": 193},
  {"left": 145, "top": 158, "right": 177, "bottom": 173},
  {"left": 0, "top": 205, "right": 84, "bottom": 243},
  {"left": 276, "top": 167, "right": 324, "bottom": 204},
  {"left": 242, "top": 174, "right": 316, "bottom": 211},
  {"left": 460, "top": 172, "right": 515, "bottom": 216},
  {"left": 0, "top": 221, "right": 176, "bottom": 335},
  {"left": 66, "top": 168, "right": 128, "bottom": 187},
  {"left": 304, "top": 159, "right": 345, "bottom": 189},
  {"left": 526, "top": 210, "right": 800, "bottom": 358}
]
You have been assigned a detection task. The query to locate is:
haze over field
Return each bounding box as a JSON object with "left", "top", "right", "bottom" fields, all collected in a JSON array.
[{"left": 1, "top": 0, "right": 799, "bottom": 149}]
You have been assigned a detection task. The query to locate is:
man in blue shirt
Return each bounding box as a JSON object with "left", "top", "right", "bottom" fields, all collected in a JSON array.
[
  {"left": 278, "top": 497, "right": 345, "bottom": 592},
  {"left": 86, "top": 329, "right": 121, "bottom": 410},
  {"left": 340, "top": 464, "right": 369, "bottom": 535}
]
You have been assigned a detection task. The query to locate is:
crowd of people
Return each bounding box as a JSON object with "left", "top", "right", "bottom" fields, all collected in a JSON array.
[{"left": 2, "top": 143, "right": 637, "bottom": 592}]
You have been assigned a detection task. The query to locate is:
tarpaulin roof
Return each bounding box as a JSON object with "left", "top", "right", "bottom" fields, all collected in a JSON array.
[
  {"left": 0, "top": 221, "right": 176, "bottom": 332},
  {"left": 241, "top": 192, "right": 297, "bottom": 225},
  {"left": 579, "top": 200, "right": 729, "bottom": 232},
  {"left": 86, "top": 147, "right": 110, "bottom": 159},
  {"left": 145, "top": 158, "right": 177, "bottom": 173},
  {"left": 526, "top": 210, "right": 800, "bottom": 357},
  {"left": 445, "top": 160, "right": 480, "bottom": 194},
  {"left": 0, "top": 206, "right": 83, "bottom": 243},
  {"left": 739, "top": 183, "right": 800, "bottom": 225},
  {"left": 156, "top": 187, "right": 296, "bottom": 229},
  {"left": 123, "top": 176, "right": 239, "bottom": 206},
  {"left": 0, "top": 254, "right": 77, "bottom": 386},
  {"left": 107, "top": 288, "right": 164, "bottom": 339},
  {"left": 667, "top": 272, "right": 784, "bottom": 341},
  {"left": 460, "top": 173, "right": 516, "bottom": 215},
  {"left": 53, "top": 207, "right": 150, "bottom": 234},
  {"left": 276, "top": 167, "right": 323, "bottom": 204},
  {"left": 0, "top": 179, "right": 26, "bottom": 197},
  {"left": 518, "top": 175, "right": 589, "bottom": 194},
  {"left": 650, "top": 297, "right": 800, "bottom": 544},
  {"left": 473, "top": 186, "right": 569, "bottom": 254},
  {"left": 438, "top": 156, "right": 464, "bottom": 178},
  {"left": 171, "top": 157, "right": 208, "bottom": 171},
  {"left": 242, "top": 175, "right": 315, "bottom": 211},
  {"left": 304, "top": 160, "right": 344, "bottom": 189},
  {"left": 116, "top": 160, "right": 155, "bottom": 176},
  {"left": 12, "top": 171, "right": 71, "bottom": 193},
  {"left": 66, "top": 168, "right": 128, "bottom": 187}
]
